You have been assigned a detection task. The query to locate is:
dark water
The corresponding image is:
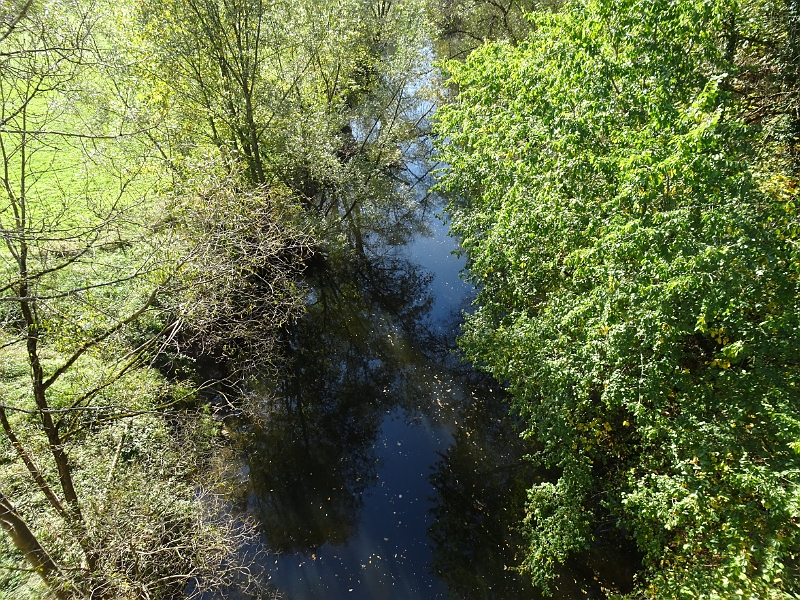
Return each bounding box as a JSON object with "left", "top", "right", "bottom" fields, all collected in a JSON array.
[{"left": 221, "top": 197, "right": 533, "bottom": 599}]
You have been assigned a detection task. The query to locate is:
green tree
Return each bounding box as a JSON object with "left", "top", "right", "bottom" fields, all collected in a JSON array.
[
  {"left": 426, "top": 0, "right": 547, "bottom": 59},
  {"left": 0, "top": 1, "right": 300, "bottom": 597},
  {"left": 435, "top": 0, "right": 800, "bottom": 597},
  {"left": 138, "top": 0, "right": 435, "bottom": 231}
]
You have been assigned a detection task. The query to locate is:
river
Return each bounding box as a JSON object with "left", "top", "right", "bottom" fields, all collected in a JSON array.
[
  {"left": 221, "top": 194, "right": 638, "bottom": 599},
  {"left": 221, "top": 50, "right": 637, "bottom": 600}
]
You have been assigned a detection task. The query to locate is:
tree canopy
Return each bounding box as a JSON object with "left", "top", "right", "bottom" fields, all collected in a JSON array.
[
  {"left": 0, "top": 0, "right": 310, "bottom": 596},
  {"left": 435, "top": 0, "right": 800, "bottom": 596}
]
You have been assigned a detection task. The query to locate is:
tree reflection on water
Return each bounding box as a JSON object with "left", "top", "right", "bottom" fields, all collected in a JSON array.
[
  {"left": 219, "top": 38, "right": 638, "bottom": 592},
  {"left": 428, "top": 387, "right": 541, "bottom": 600},
  {"left": 428, "top": 385, "right": 641, "bottom": 600},
  {"left": 239, "top": 237, "right": 439, "bottom": 555},
  {"left": 226, "top": 215, "right": 639, "bottom": 598}
]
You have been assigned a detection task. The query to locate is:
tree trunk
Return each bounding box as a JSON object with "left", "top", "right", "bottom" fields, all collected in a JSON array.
[
  {"left": 17, "top": 281, "right": 98, "bottom": 572},
  {"left": 18, "top": 289, "right": 84, "bottom": 522},
  {"left": 0, "top": 491, "right": 70, "bottom": 600},
  {"left": 0, "top": 405, "right": 69, "bottom": 520},
  {"left": 787, "top": 0, "right": 800, "bottom": 171}
]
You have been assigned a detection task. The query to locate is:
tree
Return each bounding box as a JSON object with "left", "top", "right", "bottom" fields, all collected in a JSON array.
[
  {"left": 166, "top": 159, "right": 313, "bottom": 379},
  {"left": 435, "top": 0, "right": 800, "bottom": 597},
  {"left": 0, "top": 0, "right": 137, "bottom": 589},
  {"left": 0, "top": 1, "right": 299, "bottom": 597},
  {"left": 426, "top": 0, "right": 546, "bottom": 59},
  {"left": 138, "top": 0, "right": 436, "bottom": 230}
]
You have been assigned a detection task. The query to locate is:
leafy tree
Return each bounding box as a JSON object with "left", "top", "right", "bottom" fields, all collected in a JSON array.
[
  {"left": 137, "top": 0, "right": 435, "bottom": 231},
  {"left": 0, "top": 1, "right": 303, "bottom": 597},
  {"left": 426, "top": 0, "right": 547, "bottom": 59},
  {"left": 435, "top": 0, "right": 800, "bottom": 597}
]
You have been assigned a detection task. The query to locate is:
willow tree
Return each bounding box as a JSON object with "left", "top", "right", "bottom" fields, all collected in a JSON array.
[
  {"left": 426, "top": 0, "right": 544, "bottom": 59},
  {"left": 138, "top": 0, "right": 434, "bottom": 235},
  {"left": 436, "top": 0, "right": 800, "bottom": 597}
]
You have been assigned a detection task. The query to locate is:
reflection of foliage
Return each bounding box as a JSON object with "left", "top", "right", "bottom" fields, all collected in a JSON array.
[
  {"left": 240, "top": 238, "right": 437, "bottom": 553},
  {"left": 315, "top": 248, "right": 434, "bottom": 338},
  {"left": 428, "top": 391, "right": 640, "bottom": 599},
  {"left": 428, "top": 391, "right": 541, "bottom": 600},
  {"left": 244, "top": 393, "right": 381, "bottom": 553}
]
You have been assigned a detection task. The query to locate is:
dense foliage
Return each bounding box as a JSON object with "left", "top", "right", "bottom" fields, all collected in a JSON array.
[
  {"left": 427, "top": 0, "right": 545, "bottom": 58},
  {"left": 137, "top": 0, "right": 433, "bottom": 234},
  {"left": 435, "top": 0, "right": 800, "bottom": 597},
  {"left": 0, "top": 0, "right": 302, "bottom": 597}
]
